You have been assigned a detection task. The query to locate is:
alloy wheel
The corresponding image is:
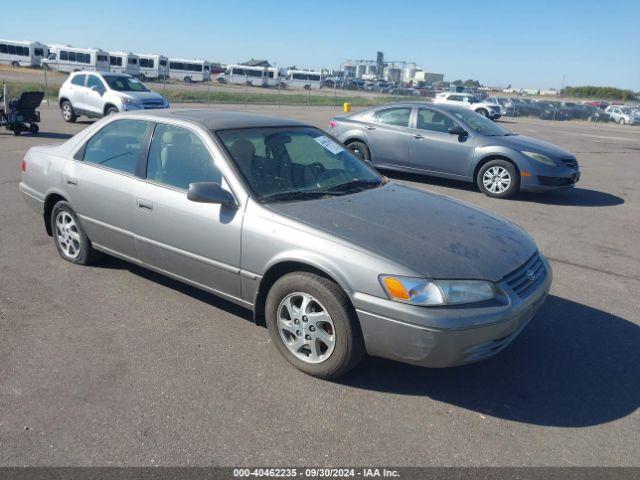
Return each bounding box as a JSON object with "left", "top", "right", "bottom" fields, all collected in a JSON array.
[
  {"left": 62, "top": 104, "right": 72, "bottom": 121},
  {"left": 482, "top": 166, "right": 512, "bottom": 194},
  {"left": 277, "top": 292, "right": 336, "bottom": 364},
  {"left": 55, "top": 211, "right": 81, "bottom": 260}
]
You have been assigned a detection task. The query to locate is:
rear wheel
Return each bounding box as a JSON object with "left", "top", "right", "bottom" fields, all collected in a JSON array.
[
  {"left": 476, "top": 108, "right": 489, "bottom": 117},
  {"left": 265, "top": 272, "right": 365, "bottom": 379},
  {"left": 50, "top": 201, "right": 101, "bottom": 265},
  {"left": 347, "top": 141, "right": 371, "bottom": 162},
  {"left": 61, "top": 101, "right": 77, "bottom": 123},
  {"left": 477, "top": 160, "right": 519, "bottom": 199},
  {"left": 105, "top": 106, "right": 119, "bottom": 116},
  {"left": 184, "top": 76, "right": 192, "bottom": 84},
  {"left": 138, "top": 73, "right": 146, "bottom": 81}
]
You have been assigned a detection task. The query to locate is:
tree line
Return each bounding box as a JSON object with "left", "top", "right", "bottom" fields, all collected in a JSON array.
[{"left": 562, "top": 86, "right": 637, "bottom": 101}]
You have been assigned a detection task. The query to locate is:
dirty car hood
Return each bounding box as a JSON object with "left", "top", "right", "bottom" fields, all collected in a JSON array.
[{"left": 266, "top": 183, "right": 537, "bottom": 281}]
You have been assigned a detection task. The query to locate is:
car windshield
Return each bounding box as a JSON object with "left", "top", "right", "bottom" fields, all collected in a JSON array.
[
  {"left": 103, "top": 75, "right": 149, "bottom": 92},
  {"left": 216, "top": 126, "right": 385, "bottom": 202},
  {"left": 450, "top": 109, "right": 512, "bottom": 136}
]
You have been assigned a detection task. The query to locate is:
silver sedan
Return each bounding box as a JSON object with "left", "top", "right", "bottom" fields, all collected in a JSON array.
[
  {"left": 19, "top": 109, "right": 551, "bottom": 379},
  {"left": 330, "top": 102, "right": 580, "bottom": 198}
]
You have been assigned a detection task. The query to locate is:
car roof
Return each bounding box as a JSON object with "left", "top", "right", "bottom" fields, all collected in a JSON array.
[
  {"left": 125, "top": 109, "right": 309, "bottom": 131},
  {"left": 358, "top": 102, "right": 474, "bottom": 114},
  {"left": 70, "top": 71, "right": 131, "bottom": 78}
]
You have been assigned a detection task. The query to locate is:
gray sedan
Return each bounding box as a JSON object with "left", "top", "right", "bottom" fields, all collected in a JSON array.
[
  {"left": 330, "top": 102, "right": 580, "bottom": 198},
  {"left": 19, "top": 109, "right": 551, "bottom": 379}
]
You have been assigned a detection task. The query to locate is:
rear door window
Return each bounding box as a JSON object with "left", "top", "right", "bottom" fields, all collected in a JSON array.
[
  {"left": 375, "top": 107, "right": 412, "bottom": 127},
  {"left": 82, "top": 120, "right": 149, "bottom": 175},
  {"left": 71, "top": 74, "right": 87, "bottom": 87}
]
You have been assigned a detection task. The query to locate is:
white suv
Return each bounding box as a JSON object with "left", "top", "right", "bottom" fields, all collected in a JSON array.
[
  {"left": 59, "top": 71, "right": 169, "bottom": 122},
  {"left": 433, "top": 92, "right": 502, "bottom": 120}
]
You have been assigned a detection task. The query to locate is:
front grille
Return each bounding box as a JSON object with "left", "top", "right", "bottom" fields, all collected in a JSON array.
[
  {"left": 559, "top": 156, "right": 578, "bottom": 168},
  {"left": 503, "top": 252, "right": 546, "bottom": 298},
  {"left": 142, "top": 100, "right": 166, "bottom": 109}
]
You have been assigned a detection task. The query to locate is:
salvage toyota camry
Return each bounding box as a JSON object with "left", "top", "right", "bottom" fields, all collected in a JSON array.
[{"left": 19, "top": 110, "right": 551, "bottom": 379}]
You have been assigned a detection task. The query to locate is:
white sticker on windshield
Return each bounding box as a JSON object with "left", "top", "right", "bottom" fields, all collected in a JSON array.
[{"left": 314, "top": 135, "right": 344, "bottom": 155}]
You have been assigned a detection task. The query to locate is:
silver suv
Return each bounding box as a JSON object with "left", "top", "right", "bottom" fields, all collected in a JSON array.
[{"left": 58, "top": 71, "right": 169, "bottom": 122}]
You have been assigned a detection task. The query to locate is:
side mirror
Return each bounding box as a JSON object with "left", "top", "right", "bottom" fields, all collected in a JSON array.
[
  {"left": 187, "top": 182, "right": 236, "bottom": 206},
  {"left": 90, "top": 85, "right": 103, "bottom": 95},
  {"left": 448, "top": 125, "right": 468, "bottom": 136}
]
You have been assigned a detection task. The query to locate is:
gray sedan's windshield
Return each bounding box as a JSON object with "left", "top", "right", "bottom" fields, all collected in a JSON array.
[
  {"left": 451, "top": 109, "right": 511, "bottom": 136},
  {"left": 217, "top": 127, "right": 384, "bottom": 202}
]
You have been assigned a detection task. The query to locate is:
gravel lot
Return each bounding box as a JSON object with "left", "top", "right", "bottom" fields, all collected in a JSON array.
[{"left": 1, "top": 104, "right": 639, "bottom": 466}]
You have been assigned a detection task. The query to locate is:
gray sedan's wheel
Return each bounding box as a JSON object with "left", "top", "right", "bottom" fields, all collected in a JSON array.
[
  {"left": 477, "top": 160, "right": 519, "bottom": 199},
  {"left": 61, "top": 101, "right": 77, "bottom": 123},
  {"left": 476, "top": 108, "right": 489, "bottom": 117},
  {"left": 51, "top": 201, "right": 101, "bottom": 265},
  {"left": 266, "top": 272, "right": 365, "bottom": 379},
  {"left": 347, "top": 141, "right": 371, "bottom": 162}
]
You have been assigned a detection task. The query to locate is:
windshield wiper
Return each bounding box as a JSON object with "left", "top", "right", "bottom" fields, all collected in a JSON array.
[
  {"left": 326, "top": 178, "right": 382, "bottom": 193},
  {"left": 260, "top": 190, "right": 337, "bottom": 203}
]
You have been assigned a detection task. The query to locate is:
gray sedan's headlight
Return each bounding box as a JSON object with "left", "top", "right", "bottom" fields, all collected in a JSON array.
[
  {"left": 122, "top": 98, "right": 141, "bottom": 107},
  {"left": 380, "top": 275, "right": 495, "bottom": 306},
  {"left": 522, "top": 151, "right": 557, "bottom": 166}
]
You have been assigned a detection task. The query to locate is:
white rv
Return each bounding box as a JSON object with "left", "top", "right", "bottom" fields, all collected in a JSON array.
[
  {"left": 42, "top": 45, "right": 109, "bottom": 73},
  {"left": 168, "top": 59, "right": 211, "bottom": 83},
  {"left": 108, "top": 51, "right": 140, "bottom": 76},
  {"left": 285, "top": 69, "right": 323, "bottom": 89},
  {"left": 137, "top": 54, "right": 169, "bottom": 80},
  {"left": 224, "top": 65, "right": 281, "bottom": 87},
  {"left": 0, "top": 39, "right": 48, "bottom": 67}
]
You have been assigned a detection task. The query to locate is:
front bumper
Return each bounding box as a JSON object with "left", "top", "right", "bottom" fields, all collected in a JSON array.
[{"left": 349, "top": 255, "right": 552, "bottom": 368}]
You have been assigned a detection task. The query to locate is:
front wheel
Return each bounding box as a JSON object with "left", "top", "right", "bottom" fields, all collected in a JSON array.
[
  {"left": 476, "top": 108, "right": 489, "bottom": 117},
  {"left": 265, "top": 272, "right": 365, "bottom": 379},
  {"left": 477, "top": 160, "right": 519, "bottom": 199},
  {"left": 619, "top": 118, "right": 626, "bottom": 125},
  {"left": 105, "top": 106, "right": 119, "bottom": 116},
  {"left": 61, "top": 101, "right": 77, "bottom": 123},
  {"left": 184, "top": 76, "right": 192, "bottom": 84},
  {"left": 347, "top": 141, "right": 371, "bottom": 162},
  {"left": 50, "top": 201, "right": 101, "bottom": 265}
]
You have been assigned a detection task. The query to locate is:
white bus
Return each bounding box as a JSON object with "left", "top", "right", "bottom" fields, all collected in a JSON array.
[
  {"left": 108, "top": 51, "right": 140, "bottom": 76},
  {"left": 285, "top": 69, "right": 323, "bottom": 89},
  {"left": 137, "top": 54, "right": 169, "bottom": 81},
  {"left": 42, "top": 45, "right": 109, "bottom": 73},
  {"left": 0, "top": 39, "right": 48, "bottom": 67},
  {"left": 168, "top": 59, "right": 211, "bottom": 83},
  {"left": 224, "top": 65, "right": 281, "bottom": 87}
]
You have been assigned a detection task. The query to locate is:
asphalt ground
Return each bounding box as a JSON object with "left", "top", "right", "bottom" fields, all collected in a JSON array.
[{"left": 1, "top": 104, "right": 639, "bottom": 466}]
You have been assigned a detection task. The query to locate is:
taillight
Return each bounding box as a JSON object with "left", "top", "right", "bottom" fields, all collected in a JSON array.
[
  {"left": 21, "top": 159, "right": 26, "bottom": 172},
  {"left": 328, "top": 120, "right": 337, "bottom": 128}
]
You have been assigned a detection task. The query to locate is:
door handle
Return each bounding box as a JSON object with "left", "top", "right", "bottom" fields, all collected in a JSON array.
[
  {"left": 65, "top": 177, "right": 78, "bottom": 186},
  {"left": 136, "top": 198, "right": 153, "bottom": 211},
  {"left": 365, "top": 125, "right": 376, "bottom": 130},
  {"left": 413, "top": 134, "right": 424, "bottom": 139}
]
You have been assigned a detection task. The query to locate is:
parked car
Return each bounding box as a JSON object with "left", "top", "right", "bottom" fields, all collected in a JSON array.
[
  {"left": 605, "top": 106, "right": 639, "bottom": 125},
  {"left": 533, "top": 101, "right": 573, "bottom": 121},
  {"left": 433, "top": 92, "right": 502, "bottom": 120},
  {"left": 19, "top": 109, "right": 552, "bottom": 379},
  {"left": 330, "top": 102, "right": 580, "bottom": 198},
  {"left": 58, "top": 71, "right": 169, "bottom": 122}
]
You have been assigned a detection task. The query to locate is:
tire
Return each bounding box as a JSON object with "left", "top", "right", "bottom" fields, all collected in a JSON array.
[
  {"left": 11, "top": 61, "right": 20, "bottom": 68},
  {"left": 29, "top": 123, "right": 39, "bottom": 135},
  {"left": 265, "top": 272, "right": 365, "bottom": 379},
  {"left": 184, "top": 76, "right": 192, "bottom": 84},
  {"left": 619, "top": 118, "right": 625, "bottom": 125},
  {"left": 50, "top": 201, "right": 102, "bottom": 265},
  {"left": 105, "top": 106, "right": 119, "bottom": 116},
  {"left": 476, "top": 108, "right": 489, "bottom": 117},
  {"left": 138, "top": 73, "right": 146, "bottom": 81},
  {"left": 477, "top": 159, "right": 520, "bottom": 199},
  {"left": 347, "top": 141, "right": 371, "bottom": 162},
  {"left": 60, "top": 100, "right": 77, "bottom": 123}
]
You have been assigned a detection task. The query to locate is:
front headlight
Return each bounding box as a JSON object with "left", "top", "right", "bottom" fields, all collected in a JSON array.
[
  {"left": 122, "top": 98, "right": 141, "bottom": 106},
  {"left": 380, "top": 275, "right": 495, "bottom": 306},
  {"left": 521, "top": 151, "right": 557, "bottom": 166}
]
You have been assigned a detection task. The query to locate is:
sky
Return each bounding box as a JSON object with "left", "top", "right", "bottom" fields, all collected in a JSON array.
[{"left": 3, "top": 0, "right": 639, "bottom": 90}]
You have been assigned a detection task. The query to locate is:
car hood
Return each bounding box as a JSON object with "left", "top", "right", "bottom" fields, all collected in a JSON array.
[
  {"left": 266, "top": 183, "right": 537, "bottom": 282},
  {"left": 486, "top": 134, "right": 574, "bottom": 157},
  {"left": 118, "top": 91, "right": 165, "bottom": 101}
]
